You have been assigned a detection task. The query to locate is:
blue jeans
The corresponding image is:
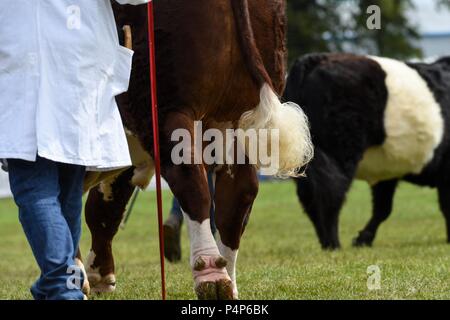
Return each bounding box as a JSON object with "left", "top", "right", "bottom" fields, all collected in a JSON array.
[{"left": 8, "top": 156, "right": 86, "bottom": 300}]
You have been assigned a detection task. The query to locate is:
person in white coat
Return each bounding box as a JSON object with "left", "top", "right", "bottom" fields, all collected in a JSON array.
[{"left": 0, "top": 0, "right": 149, "bottom": 300}]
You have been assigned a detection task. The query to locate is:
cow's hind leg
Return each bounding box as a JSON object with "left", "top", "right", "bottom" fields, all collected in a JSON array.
[
  {"left": 353, "top": 179, "right": 398, "bottom": 247},
  {"left": 214, "top": 163, "right": 258, "bottom": 299},
  {"left": 296, "top": 148, "right": 355, "bottom": 250},
  {"left": 84, "top": 168, "right": 135, "bottom": 293},
  {"left": 161, "top": 112, "right": 232, "bottom": 300},
  {"left": 438, "top": 184, "right": 450, "bottom": 243}
]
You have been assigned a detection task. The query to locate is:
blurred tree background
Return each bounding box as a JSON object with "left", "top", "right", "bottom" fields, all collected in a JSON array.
[{"left": 287, "top": 0, "right": 449, "bottom": 65}]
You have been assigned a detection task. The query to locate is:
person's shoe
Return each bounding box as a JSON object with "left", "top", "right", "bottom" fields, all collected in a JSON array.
[{"left": 163, "top": 214, "right": 182, "bottom": 263}]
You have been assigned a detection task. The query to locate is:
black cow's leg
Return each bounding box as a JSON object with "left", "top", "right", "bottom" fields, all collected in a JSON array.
[
  {"left": 160, "top": 111, "right": 233, "bottom": 300},
  {"left": 295, "top": 149, "right": 355, "bottom": 250},
  {"left": 320, "top": 177, "right": 352, "bottom": 250},
  {"left": 214, "top": 163, "right": 259, "bottom": 299},
  {"left": 297, "top": 176, "right": 349, "bottom": 250},
  {"left": 437, "top": 184, "right": 450, "bottom": 243},
  {"left": 84, "top": 168, "right": 136, "bottom": 293},
  {"left": 353, "top": 179, "right": 398, "bottom": 247}
]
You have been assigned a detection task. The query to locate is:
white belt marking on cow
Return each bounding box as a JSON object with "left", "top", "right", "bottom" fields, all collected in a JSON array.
[{"left": 356, "top": 56, "right": 444, "bottom": 185}]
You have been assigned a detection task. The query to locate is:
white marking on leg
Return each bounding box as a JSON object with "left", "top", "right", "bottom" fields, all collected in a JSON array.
[
  {"left": 183, "top": 209, "right": 233, "bottom": 298},
  {"left": 85, "top": 250, "right": 101, "bottom": 284},
  {"left": 85, "top": 250, "right": 116, "bottom": 293},
  {"left": 99, "top": 178, "right": 116, "bottom": 202},
  {"left": 126, "top": 130, "right": 155, "bottom": 189},
  {"left": 217, "top": 235, "right": 239, "bottom": 299},
  {"left": 182, "top": 212, "right": 220, "bottom": 266}
]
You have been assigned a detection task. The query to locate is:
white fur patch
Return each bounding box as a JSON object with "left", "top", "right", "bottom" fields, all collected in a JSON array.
[
  {"left": 85, "top": 250, "right": 98, "bottom": 272},
  {"left": 356, "top": 57, "right": 444, "bottom": 185},
  {"left": 125, "top": 130, "right": 155, "bottom": 189},
  {"left": 85, "top": 250, "right": 101, "bottom": 284},
  {"left": 238, "top": 83, "right": 313, "bottom": 178},
  {"left": 99, "top": 178, "right": 116, "bottom": 202},
  {"left": 84, "top": 250, "right": 116, "bottom": 293},
  {"left": 182, "top": 213, "right": 220, "bottom": 267},
  {"left": 216, "top": 236, "right": 239, "bottom": 299}
]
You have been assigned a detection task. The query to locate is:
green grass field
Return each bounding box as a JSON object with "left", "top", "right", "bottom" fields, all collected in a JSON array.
[{"left": 1, "top": 180, "right": 450, "bottom": 300}]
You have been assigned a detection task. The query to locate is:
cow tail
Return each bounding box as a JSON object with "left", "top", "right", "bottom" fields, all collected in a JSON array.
[
  {"left": 230, "top": 0, "right": 274, "bottom": 88},
  {"left": 230, "top": 0, "right": 313, "bottom": 178}
]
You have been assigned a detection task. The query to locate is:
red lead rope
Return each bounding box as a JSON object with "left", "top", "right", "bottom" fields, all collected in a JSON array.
[{"left": 147, "top": 1, "right": 166, "bottom": 300}]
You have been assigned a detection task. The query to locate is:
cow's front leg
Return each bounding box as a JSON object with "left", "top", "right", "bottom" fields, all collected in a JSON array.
[
  {"left": 161, "top": 112, "right": 233, "bottom": 300},
  {"left": 214, "top": 163, "right": 258, "bottom": 299},
  {"left": 84, "top": 168, "right": 136, "bottom": 293}
]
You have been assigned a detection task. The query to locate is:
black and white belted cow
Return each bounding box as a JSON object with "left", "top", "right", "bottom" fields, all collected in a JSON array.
[
  {"left": 78, "top": 0, "right": 313, "bottom": 300},
  {"left": 284, "top": 53, "right": 450, "bottom": 249}
]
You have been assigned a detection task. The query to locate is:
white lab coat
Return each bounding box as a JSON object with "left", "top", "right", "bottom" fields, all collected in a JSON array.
[{"left": 0, "top": 0, "right": 149, "bottom": 171}]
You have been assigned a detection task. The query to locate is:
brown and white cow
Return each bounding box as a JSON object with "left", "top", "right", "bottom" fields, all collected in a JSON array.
[{"left": 80, "top": 0, "right": 312, "bottom": 300}]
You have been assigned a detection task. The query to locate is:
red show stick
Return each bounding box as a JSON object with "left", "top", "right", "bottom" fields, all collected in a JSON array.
[{"left": 147, "top": 0, "right": 166, "bottom": 300}]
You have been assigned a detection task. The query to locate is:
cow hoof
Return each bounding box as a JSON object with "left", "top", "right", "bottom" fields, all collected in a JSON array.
[
  {"left": 193, "top": 256, "right": 234, "bottom": 300},
  {"left": 196, "top": 279, "right": 234, "bottom": 300},
  {"left": 82, "top": 278, "right": 91, "bottom": 296},
  {"left": 352, "top": 230, "right": 375, "bottom": 247},
  {"left": 163, "top": 215, "right": 182, "bottom": 263},
  {"left": 88, "top": 273, "right": 116, "bottom": 294},
  {"left": 85, "top": 250, "right": 116, "bottom": 294},
  {"left": 320, "top": 241, "right": 341, "bottom": 251}
]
